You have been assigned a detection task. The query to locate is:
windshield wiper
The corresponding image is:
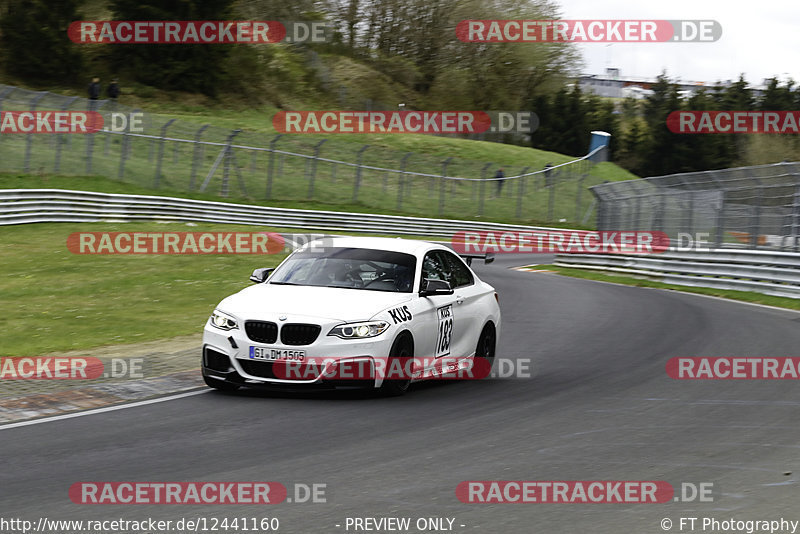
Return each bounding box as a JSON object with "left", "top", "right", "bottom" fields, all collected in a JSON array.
[{"left": 268, "top": 281, "right": 303, "bottom": 286}]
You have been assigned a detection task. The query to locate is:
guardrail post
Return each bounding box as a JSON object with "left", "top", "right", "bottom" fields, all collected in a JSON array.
[
  {"left": 439, "top": 157, "right": 452, "bottom": 216},
  {"left": 397, "top": 152, "right": 411, "bottom": 210},
  {"left": 221, "top": 129, "right": 241, "bottom": 197},
  {"left": 24, "top": 92, "right": 47, "bottom": 173},
  {"left": 266, "top": 134, "right": 282, "bottom": 199},
  {"left": 792, "top": 186, "right": 800, "bottom": 252},
  {"left": 352, "top": 144, "right": 369, "bottom": 202},
  {"left": 516, "top": 167, "right": 529, "bottom": 219},
  {"left": 308, "top": 139, "right": 326, "bottom": 199},
  {"left": 189, "top": 124, "right": 210, "bottom": 190},
  {"left": 154, "top": 118, "right": 176, "bottom": 188},
  {"left": 479, "top": 162, "right": 491, "bottom": 216}
]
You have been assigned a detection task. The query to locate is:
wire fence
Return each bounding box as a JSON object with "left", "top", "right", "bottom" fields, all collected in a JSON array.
[
  {"left": 591, "top": 162, "right": 800, "bottom": 251},
  {"left": 0, "top": 83, "right": 607, "bottom": 224}
]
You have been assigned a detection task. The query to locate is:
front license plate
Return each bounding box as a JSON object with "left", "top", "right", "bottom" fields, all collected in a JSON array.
[{"left": 249, "top": 346, "right": 306, "bottom": 361}]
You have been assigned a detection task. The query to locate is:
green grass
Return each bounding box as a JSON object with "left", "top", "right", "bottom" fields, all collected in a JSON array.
[
  {"left": 0, "top": 221, "right": 288, "bottom": 356},
  {"left": 530, "top": 264, "right": 800, "bottom": 311}
]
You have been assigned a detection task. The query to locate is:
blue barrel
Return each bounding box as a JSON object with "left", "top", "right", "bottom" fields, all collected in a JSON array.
[{"left": 588, "top": 131, "right": 611, "bottom": 162}]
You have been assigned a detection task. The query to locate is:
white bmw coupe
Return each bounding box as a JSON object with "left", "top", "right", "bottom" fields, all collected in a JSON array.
[{"left": 202, "top": 236, "right": 500, "bottom": 395}]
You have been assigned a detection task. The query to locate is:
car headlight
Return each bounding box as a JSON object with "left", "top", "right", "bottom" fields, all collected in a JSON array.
[
  {"left": 328, "top": 321, "right": 390, "bottom": 339},
  {"left": 210, "top": 310, "right": 238, "bottom": 331}
]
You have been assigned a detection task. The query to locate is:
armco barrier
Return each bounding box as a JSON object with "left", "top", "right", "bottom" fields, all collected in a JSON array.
[
  {"left": 0, "top": 189, "right": 566, "bottom": 238},
  {"left": 554, "top": 249, "right": 800, "bottom": 299}
]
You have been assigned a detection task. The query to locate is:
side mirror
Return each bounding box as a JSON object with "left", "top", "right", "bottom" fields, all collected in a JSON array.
[
  {"left": 250, "top": 267, "right": 274, "bottom": 283},
  {"left": 419, "top": 278, "right": 454, "bottom": 297}
]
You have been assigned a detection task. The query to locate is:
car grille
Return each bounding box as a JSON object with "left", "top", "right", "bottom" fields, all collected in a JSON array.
[
  {"left": 238, "top": 359, "right": 321, "bottom": 381},
  {"left": 238, "top": 359, "right": 278, "bottom": 379},
  {"left": 280, "top": 324, "right": 321, "bottom": 346},
  {"left": 244, "top": 321, "right": 278, "bottom": 343}
]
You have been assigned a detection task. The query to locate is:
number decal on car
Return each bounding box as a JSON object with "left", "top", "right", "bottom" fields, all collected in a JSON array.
[{"left": 436, "top": 305, "right": 453, "bottom": 358}]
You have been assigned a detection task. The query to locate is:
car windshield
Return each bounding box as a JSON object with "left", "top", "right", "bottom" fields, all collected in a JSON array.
[{"left": 269, "top": 247, "right": 417, "bottom": 293}]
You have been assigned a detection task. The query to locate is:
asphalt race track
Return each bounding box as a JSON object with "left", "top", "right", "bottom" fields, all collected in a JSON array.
[{"left": 2, "top": 253, "right": 800, "bottom": 533}]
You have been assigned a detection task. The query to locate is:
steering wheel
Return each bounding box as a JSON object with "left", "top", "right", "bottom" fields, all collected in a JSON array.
[{"left": 362, "top": 271, "right": 394, "bottom": 288}]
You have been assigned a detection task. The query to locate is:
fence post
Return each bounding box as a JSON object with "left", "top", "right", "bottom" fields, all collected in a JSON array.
[
  {"left": 575, "top": 174, "right": 587, "bottom": 222},
  {"left": 0, "top": 86, "right": 15, "bottom": 150},
  {"left": 397, "top": 152, "right": 411, "bottom": 210},
  {"left": 749, "top": 178, "right": 764, "bottom": 249},
  {"left": 188, "top": 124, "right": 210, "bottom": 190},
  {"left": 85, "top": 99, "right": 110, "bottom": 174},
  {"left": 516, "top": 167, "right": 529, "bottom": 219},
  {"left": 308, "top": 139, "right": 326, "bottom": 199},
  {"left": 54, "top": 96, "right": 78, "bottom": 173},
  {"left": 221, "top": 129, "right": 242, "bottom": 197},
  {"left": 439, "top": 157, "right": 452, "bottom": 216},
  {"left": 352, "top": 145, "right": 369, "bottom": 202},
  {"left": 266, "top": 134, "right": 282, "bottom": 199},
  {"left": 24, "top": 92, "right": 47, "bottom": 173},
  {"left": 479, "top": 162, "right": 492, "bottom": 216},
  {"left": 547, "top": 168, "right": 557, "bottom": 222},
  {"left": 153, "top": 118, "right": 176, "bottom": 188}
]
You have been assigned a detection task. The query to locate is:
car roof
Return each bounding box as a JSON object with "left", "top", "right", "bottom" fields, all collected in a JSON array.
[{"left": 302, "top": 236, "right": 446, "bottom": 256}]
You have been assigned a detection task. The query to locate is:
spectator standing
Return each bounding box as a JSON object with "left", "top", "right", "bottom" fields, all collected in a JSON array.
[
  {"left": 87, "top": 77, "right": 101, "bottom": 100},
  {"left": 107, "top": 79, "right": 120, "bottom": 101}
]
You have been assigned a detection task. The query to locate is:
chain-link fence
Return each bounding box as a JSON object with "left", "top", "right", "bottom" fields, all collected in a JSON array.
[
  {"left": 0, "top": 84, "right": 606, "bottom": 224},
  {"left": 591, "top": 162, "right": 800, "bottom": 250}
]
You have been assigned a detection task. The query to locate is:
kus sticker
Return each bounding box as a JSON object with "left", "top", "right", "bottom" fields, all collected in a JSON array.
[{"left": 388, "top": 306, "right": 412, "bottom": 324}]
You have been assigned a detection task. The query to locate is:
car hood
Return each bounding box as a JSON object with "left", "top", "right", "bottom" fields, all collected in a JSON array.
[{"left": 217, "top": 284, "right": 414, "bottom": 322}]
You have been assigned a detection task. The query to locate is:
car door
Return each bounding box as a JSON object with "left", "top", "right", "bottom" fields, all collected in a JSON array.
[
  {"left": 413, "top": 251, "right": 459, "bottom": 372},
  {"left": 439, "top": 250, "right": 485, "bottom": 359}
]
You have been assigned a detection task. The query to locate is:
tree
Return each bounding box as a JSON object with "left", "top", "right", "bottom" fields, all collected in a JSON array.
[
  {"left": 0, "top": 0, "right": 84, "bottom": 82},
  {"left": 108, "top": 0, "right": 236, "bottom": 96}
]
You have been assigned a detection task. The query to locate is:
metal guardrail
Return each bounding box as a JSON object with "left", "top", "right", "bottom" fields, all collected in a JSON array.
[
  {"left": 554, "top": 249, "right": 800, "bottom": 299},
  {"left": 0, "top": 189, "right": 570, "bottom": 238}
]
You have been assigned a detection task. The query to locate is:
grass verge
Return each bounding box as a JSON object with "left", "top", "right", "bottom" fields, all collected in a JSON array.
[{"left": 0, "top": 221, "right": 288, "bottom": 356}]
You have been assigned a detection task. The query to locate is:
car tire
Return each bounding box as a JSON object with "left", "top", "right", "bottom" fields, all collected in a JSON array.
[
  {"left": 380, "top": 336, "right": 413, "bottom": 397},
  {"left": 475, "top": 323, "right": 496, "bottom": 378},
  {"left": 203, "top": 374, "right": 240, "bottom": 392}
]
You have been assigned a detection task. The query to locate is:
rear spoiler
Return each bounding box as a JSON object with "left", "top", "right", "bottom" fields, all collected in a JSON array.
[{"left": 459, "top": 252, "right": 495, "bottom": 266}]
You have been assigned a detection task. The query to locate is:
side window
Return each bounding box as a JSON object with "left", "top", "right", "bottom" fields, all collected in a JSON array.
[
  {"left": 441, "top": 251, "right": 474, "bottom": 288},
  {"left": 421, "top": 252, "right": 448, "bottom": 283}
]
